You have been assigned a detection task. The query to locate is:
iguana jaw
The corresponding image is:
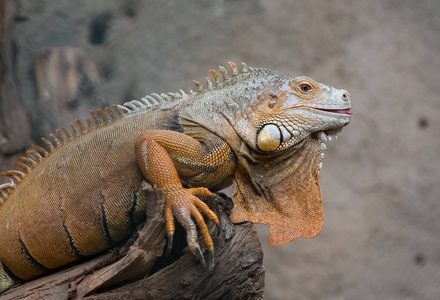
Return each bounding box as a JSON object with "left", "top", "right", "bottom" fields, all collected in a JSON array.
[
  {"left": 311, "top": 107, "right": 352, "bottom": 139},
  {"left": 314, "top": 108, "right": 353, "bottom": 115}
]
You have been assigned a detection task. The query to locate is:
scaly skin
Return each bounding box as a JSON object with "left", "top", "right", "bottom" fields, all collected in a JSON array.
[
  {"left": 134, "top": 130, "right": 235, "bottom": 266},
  {"left": 0, "top": 62, "right": 351, "bottom": 292}
]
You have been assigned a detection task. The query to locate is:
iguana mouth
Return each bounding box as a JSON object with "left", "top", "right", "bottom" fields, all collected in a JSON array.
[{"left": 316, "top": 108, "right": 353, "bottom": 115}]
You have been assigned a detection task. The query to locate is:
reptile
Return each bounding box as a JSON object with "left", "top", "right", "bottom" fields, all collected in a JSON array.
[{"left": 0, "top": 62, "right": 352, "bottom": 292}]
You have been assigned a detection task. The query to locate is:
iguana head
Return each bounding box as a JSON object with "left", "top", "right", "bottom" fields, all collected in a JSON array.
[
  {"left": 184, "top": 63, "right": 352, "bottom": 246},
  {"left": 229, "top": 73, "right": 352, "bottom": 246}
]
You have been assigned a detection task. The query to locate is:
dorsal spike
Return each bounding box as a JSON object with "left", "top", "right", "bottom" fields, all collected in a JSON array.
[
  {"left": 89, "top": 110, "right": 101, "bottom": 125},
  {"left": 0, "top": 189, "right": 9, "bottom": 198},
  {"left": 13, "top": 162, "right": 32, "bottom": 174},
  {"left": 179, "top": 89, "right": 187, "bottom": 96},
  {"left": 113, "top": 104, "right": 127, "bottom": 115},
  {"left": 131, "top": 100, "right": 145, "bottom": 108},
  {"left": 49, "top": 133, "right": 61, "bottom": 148},
  {"left": 69, "top": 123, "right": 79, "bottom": 136},
  {"left": 4, "top": 170, "right": 25, "bottom": 179},
  {"left": 0, "top": 182, "right": 12, "bottom": 188},
  {"left": 41, "top": 137, "right": 55, "bottom": 153},
  {"left": 193, "top": 80, "right": 202, "bottom": 91},
  {"left": 0, "top": 192, "right": 8, "bottom": 203},
  {"left": 124, "top": 101, "right": 135, "bottom": 108},
  {"left": 120, "top": 104, "right": 132, "bottom": 112},
  {"left": 32, "top": 144, "right": 49, "bottom": 157},
  {"left": 0, "top": 186, "right": 10, "bottom": 194},
  {"left": 56, "top": 128, "right": 70, "bottom": 143},
  {"left": 139, "top": 98, "right": 152, "bottom": 107},
  {"left": 18, "top": 156, "right": 37, "bottom": 167},
  {"left": 219, "top": 66, "right": 228, "bottom": 79},
  {"left": 60, "top": 127, "right": 72, "bottom": 139},
  {"left": 0, "top": 188, "right": 10, "bottom": 197},
  {"left": 27, "top": 149, "right": 43, "bottom": 161},
  {"left": 144, "top": 96, "right": 159, "bottom": 105},
  {"left": 75, "top": 119, "right": 86, "bottom": 133},
  {"left": 97, "top": 109, "right": 109, "bottom": 124},
  {"left": 86, "top": 118, "right": 94, "bottom": 130},
  {"left": 104, "top": 107, "right": 117, "bottom": 120},
  {"left": 209, "top": 69, "right": 220, "bottom": 86},
  {"left": 229, "top": 61, "right": 238, "bottom": 76},
  {"left": 241, "top": 62, "right": 249, "bottom": 73},
  {"left": 167, "top": 93, "right": 176, "bottom": 100},
  {"left": 55, "top": 129, "right": 66, "bottom": 143},
  {"left": 188, "top": 88, "right": 195, "bottom": 95},
  {"left": 151, "top": 93, "right": 164, "bottom": 103},
  {"left": 205, "top": 77, "right": 212, "bottom": 90},
  {"left": 0, "top": 189, "right": 9, "bottom": 203},
  {"left": 160, "top": 93, "right": 171, "bottom": 101},
  {"left": 1, "top": 172, "right": 21, "bottom": 183}
]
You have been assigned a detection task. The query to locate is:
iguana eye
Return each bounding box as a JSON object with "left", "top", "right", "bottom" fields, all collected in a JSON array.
[
  {"left": 257, "top": 124, "right": 281, "bottom": 152},
  {"left": 299, "top": 82, "right": 312, "bottom": 93}
]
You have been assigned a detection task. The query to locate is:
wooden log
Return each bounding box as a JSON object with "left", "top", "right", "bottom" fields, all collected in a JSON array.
[{"left": 2, "top": 182, "right": 265, "bottom": 299}]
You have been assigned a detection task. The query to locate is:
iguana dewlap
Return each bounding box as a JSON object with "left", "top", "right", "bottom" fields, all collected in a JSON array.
[{"left": 0, "top": 62, "right": 352, "bottom": 292}]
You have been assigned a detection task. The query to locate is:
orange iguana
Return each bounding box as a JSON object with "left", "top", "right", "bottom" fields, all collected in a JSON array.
[{"left": 0, "top": 62, "right": 352, "bottom": 292}]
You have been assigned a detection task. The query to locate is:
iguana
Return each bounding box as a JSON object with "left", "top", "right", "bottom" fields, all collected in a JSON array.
[{"left": 0, "top": 62, "right": 352, "bottom": 292}]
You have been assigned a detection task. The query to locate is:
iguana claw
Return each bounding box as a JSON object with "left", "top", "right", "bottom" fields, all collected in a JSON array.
[
  {"left": 165, "top": 187, "right": 218, "bottom": 269},
  {"left": 189, "top": 244, "right": 215, "bottom": 271},
  {"left": 209, "top": 249, "right": 215, "bottom": 270},
  {"left": 166, "top": 233, "right": 173, "bottom": 256},
  {"left": 192, "top": 244, "right": 206, "bottom": 269}
]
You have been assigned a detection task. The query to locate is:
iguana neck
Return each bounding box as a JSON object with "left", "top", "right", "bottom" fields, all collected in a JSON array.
[{"left": 230, "top": 136, "right": 324, "bottom": 246}]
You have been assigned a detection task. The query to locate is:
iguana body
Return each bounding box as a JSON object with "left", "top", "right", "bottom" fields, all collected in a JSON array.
[{"left": 0, "top": 62, "right": 352, "bottom": 292}]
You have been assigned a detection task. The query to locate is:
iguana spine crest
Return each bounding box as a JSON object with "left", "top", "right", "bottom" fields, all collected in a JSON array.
[{"left": 0, "top": 61, "right": 257, "bottom": 205}]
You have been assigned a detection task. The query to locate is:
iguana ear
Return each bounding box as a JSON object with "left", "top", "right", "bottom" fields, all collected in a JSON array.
[{"left": 230, "top": 138, "right": 323, "bottom": 246}]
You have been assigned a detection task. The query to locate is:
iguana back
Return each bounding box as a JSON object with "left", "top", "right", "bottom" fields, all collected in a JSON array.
[{"left": 0, "top": 106, "right": 175, "bottom": 279}]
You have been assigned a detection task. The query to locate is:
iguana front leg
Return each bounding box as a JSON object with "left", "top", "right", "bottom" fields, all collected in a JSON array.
[{"left": 134, "top": 130, "right": 236, "bottom": 268}]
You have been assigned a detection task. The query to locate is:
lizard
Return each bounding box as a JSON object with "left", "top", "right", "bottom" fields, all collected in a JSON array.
[{"left": 0, "top": 61, "right": 352, "bottom": 293}]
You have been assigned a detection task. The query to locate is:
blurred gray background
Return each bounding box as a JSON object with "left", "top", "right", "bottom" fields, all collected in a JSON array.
[{"left": 1, "top": 0, "right": 439, "bottom": 299}]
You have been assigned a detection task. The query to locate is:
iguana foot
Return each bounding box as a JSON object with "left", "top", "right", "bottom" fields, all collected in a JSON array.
[{"left": 164, "top": 187, "right": 218, "bottom": 269}]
